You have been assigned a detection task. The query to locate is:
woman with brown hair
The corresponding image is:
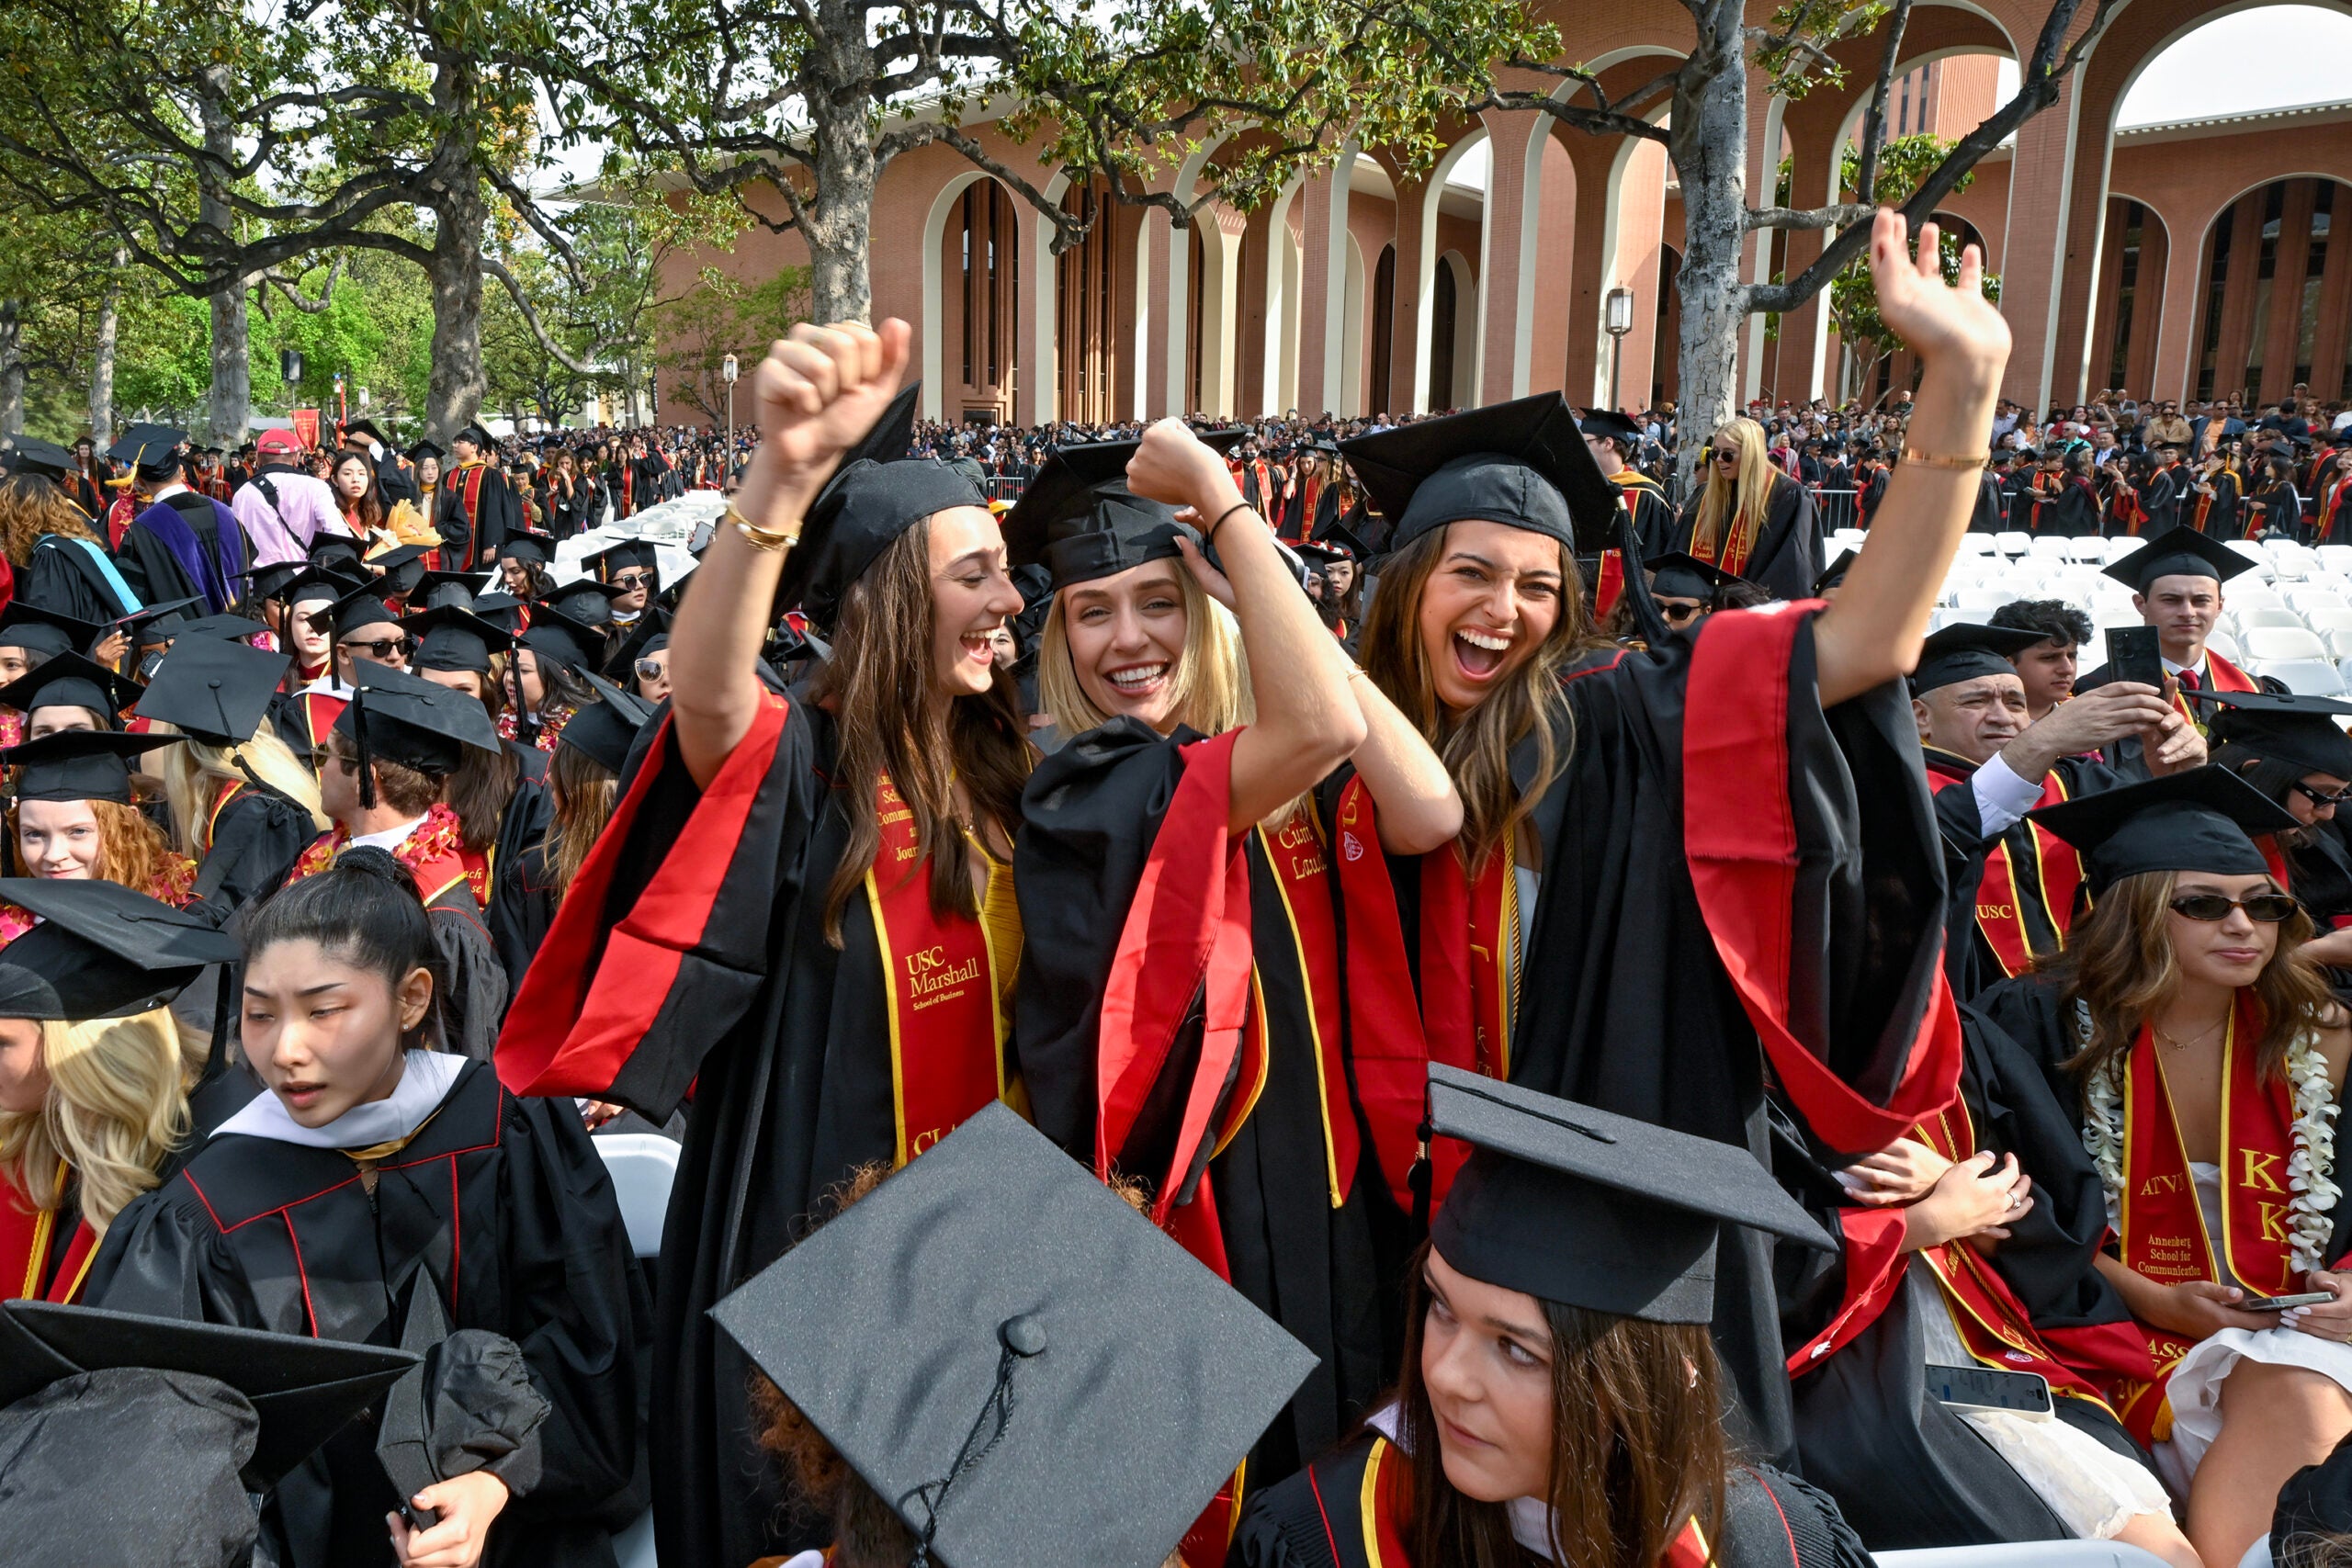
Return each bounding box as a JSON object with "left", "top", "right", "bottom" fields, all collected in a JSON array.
[
  {"left": 1335, "top": 211, "right": 2005, "bottom": 1464},
  {"left": 497, "top": 320, "right": 1035, "bottom": 1568},
  {"left": 1978, "top": 768, "right": 2352, "bottom": 1568},
  {"left": 1669, "top": 414, "right": 1821, "bottom": 600},
  {"left": 329, "top": 448, "right": 387, "bottom": 539}
]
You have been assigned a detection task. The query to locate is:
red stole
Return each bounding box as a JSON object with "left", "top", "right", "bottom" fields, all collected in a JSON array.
[
  {"left": 0, "top": 1167, "right": 98, "bottom": 1303},
  {"left": 1417, "top": 842, "right": 1515, "bottom": 1202},
  {"left": 2173, "top": 649, "right": 2260, "bottom": 731},
  {"left": 1329, "top": 777, "right": 1431, "bottom": 1214},
  {"left": 1923, "top": 760, "right": 2083, "bottom": 978},
  {"left": 204, "top": 777, "right": 248, "bottom": 856},
  {"left": 1256, "top": 814, "right": 1359, "bottom": 1204},
  {"left": 1690, "top": 511, "right": 1758, "bottom": 579},
  {"left": 298, "top": 688, "right": 350, "bottom": 753},
  {"left": 862, "top": 775, "right": 1013, "bottom": 1163},
  {"left": 2109, "top": 998, "right": 2302, "bottom": 1444}
]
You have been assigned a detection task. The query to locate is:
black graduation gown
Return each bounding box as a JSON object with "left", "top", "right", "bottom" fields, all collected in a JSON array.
[
  {"left": 488, "top": 775, "right": 558, "bottom": 982},
  {"left": 116, "top": 498, "right": 214, "bottom": 611},
  {"left": 2141, "top": 466, "right": 2185, "bottom": 535},
  {"left": 2202, "top": 470, "right": 2245, "bottom": 539},
  {"left": 427, "top": 880, "right": 510, "bottom": 1061},
  {"left": 1771, "top": 1010, "right": 2150, "bottom": 1549},
  {"left": 1014, "top": 720, "right": 1385, "bottom": 1483},
  {"left": 85, "top": 1059, "right": 652, "bottom": 1568},
  {"left": 19, "top": 536, "right": 131, "bottom": 625},
  {"left": 1924, "top": 748, "right": 2116, "bottom": 1002},
  {"left": 492, "top": 694, "right": 1000, "bottom": 1568},
  {"left": 1227, "top": 1433, "right": 1872, "bottom": 1568},
  {"left": 2036, "top": 480, "right": 2100, "bottom": 538},
  {"left": 1671, "top": 474, "right": 1820, "bottom": 601},
  {"left": 1614, "top": 472, "right": 1677, "bottom": 558},
  {"left": 196, "top": 785, "right": 318, "bottom": 912},
  {"left": 1971, "top": 469, "right": 2006, "bottom": 533},
  {"left": 445, "top": 463, "right": 519, "bottom": 567}
]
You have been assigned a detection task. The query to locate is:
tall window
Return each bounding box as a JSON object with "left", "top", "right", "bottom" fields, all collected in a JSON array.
[
  {"left": 2109, "top": 200, "right": 2144, "bottom": 391},
  {"left": 2196, "top": 204, "right": 2235, "bottom": 402},
  {"left": 1431, "top": 262, "right": 1459, "bottom": 411},
  {"left": 1057, "top": 178, "right": 1119, "bottom": 423},
  {"left": 1369, "top": 245, "right": 1396, "bottom": 415}
]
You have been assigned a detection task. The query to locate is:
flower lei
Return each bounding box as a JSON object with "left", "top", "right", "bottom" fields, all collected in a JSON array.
[
  {"left": 148, "top": 855, "right": 198, "bottom": 909},
  {"left": 2079, "top": 1000, "right": 2342, "bottom": 1276},
  {"left": 291, "top": 804, "right": 468, "bottom": 885}
]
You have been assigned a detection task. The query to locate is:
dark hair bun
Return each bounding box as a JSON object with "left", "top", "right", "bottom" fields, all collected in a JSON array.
[{"left": 334, "top": 846, "right": 424, "bottom": 899}]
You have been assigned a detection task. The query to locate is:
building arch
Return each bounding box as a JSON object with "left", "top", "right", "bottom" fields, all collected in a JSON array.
[
  {"left": 1432, "top": 250, "right": 1476, "bottom": 410},
  {"left": 2184, "top": 174, "right": 2352, "bottom": 403},
  {"left": 919, "top": 171, "right": 1028, "bottom": 423},
  {"left": 1410, "top": 130, "right": 1492, "bottom": 412},
  {"left": 2085, "top": 195, "right": 2168, "bottom": 399},
  {"left": 1340, "top": 232, "right": 1368, "bottom": 417}
]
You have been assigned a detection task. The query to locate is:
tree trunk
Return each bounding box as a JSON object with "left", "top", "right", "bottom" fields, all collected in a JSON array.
[
  {"left": 88, "top": 254, "right": 122, "bottom": 444},
  {"left": 1668, "top": 0, "right": 1752, "bottom": 492},
  {"left": 803, "top": 99, "right": 876, "bottom": 324},
  {"left": 0, "top": 299, "right": 24, "bottom": 436},
  {"left": 423, "top": 179, "right": 491, "bottom": 445},
  {"left": 197, "top": 74, "right": 252, "bottom": 444}
]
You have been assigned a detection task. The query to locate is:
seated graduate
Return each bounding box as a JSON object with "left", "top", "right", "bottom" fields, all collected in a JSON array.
[
  {"left": 0, "top": 879, "right": 243, "bottom": 1304},
  {"left": 1, "top": 729, "right": 198, "bottom": 928},
  {"left": 1773, "top": 1004, "right": 2189, "bottom": 1560},
  {"left": 288, "top": 666, "right": 508, "bottom": 1058},
  {"left": 586, "top": 540, "right": 659, "bottom": 635},
  {"left": 1230, "top": 1066, "right": 1869, "bottom": 1568},
  {"left": 2188, "top": 687, "right": 2352, "bottom": 953},
  {"left": 0, "top": 603, "right": 121, "bottom": 748},
  {"left": 1008, "top": 425, "right": 1459, "bottom": 1487},
  {"left": 488, "top": 672, "right": 648, "bottom": 980},
  {"left": 503, "top": 603, "right": 605, "bottom": 753},
  {"left": 86, "top": 852, "right": 651, "bottom": 1568},
  {"left": 133, "top": 635, "right": 328, "bottom": 914},
  {"left": 1975, "top": 768, "right": 2352, "bottom": 1568},
  {"left": 713, "top": 1103, "right": 1311, "bottom": 1568},
  {"left": 0, "top": 1302, "right": 414, "bottom": 1568},
  {"left": 266, "top": 567, "right": 372, "bottom": 763},
  {"left": 497, "top": 321, "right": 1034, "bottom": 1568}
]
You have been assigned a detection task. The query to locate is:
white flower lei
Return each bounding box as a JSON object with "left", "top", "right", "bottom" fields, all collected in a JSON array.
[{"left": 2078, "top": 999, "right": 2343, "bottom": 1277}]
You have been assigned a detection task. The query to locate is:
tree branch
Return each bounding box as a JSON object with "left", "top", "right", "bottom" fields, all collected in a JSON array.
[
  {"left": 1747, "top": 202, "right": 1877, "bottom": 231},
  {"left": 481, "top": 255, "right": 605, "bottom": 377},
  {"left": 1852, "top": 0, "right": 1917, "bottom": 210}
]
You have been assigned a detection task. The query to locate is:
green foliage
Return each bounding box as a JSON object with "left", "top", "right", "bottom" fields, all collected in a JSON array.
[
  {"left": 1828, "top": 138, "right": 2000, "bottom": 388},
  {"left": 652, "top": 265, "right": 811, "bottom": 423}
]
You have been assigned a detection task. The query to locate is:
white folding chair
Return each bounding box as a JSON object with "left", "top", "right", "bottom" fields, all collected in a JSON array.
[
  {"left": 2318, "top": 544, "right": 2352, "bottom": 575},
  {"left": 2230, "top": 581, "right": 2286, "bottom": 610},
  {"left": 1994, "top": 530, "right": 2031, "bottom": 558},
  {"left": 2064, "top": 537, "right": 2109, "bottom": 564},
  {"left": 2312, "top": 609, "right": 2352, "bottom": 657},
  {"left": 1953, "top": 587, "right": 2019, "bottom": 615},
  {"left": 2243, "top": 626, "right": 2331, "bottom": 664},
  {"left": 2207, "top": 629, "right": 2243, "bottom": 665},
  {"left": 1960, "top": 534, "right": 1998, "bottom": 556},
  {"left": 592, "top": 1132, "right": 680, "bottom": 1259},
  {"left": 1877, "top": 1541, "right": 2177, "bottom": 1568},
  {"left": 2238, "top": 606, "right": 2309, "bottom": 631},
  {"left": 2259, "top": 659, "right": 2348, "bottom": 696},
  {"left": 2289, "top": 587, "right": 2349, "bottom": 615},
  {"left": 2028, "top": 536, "right": 2071, "bottom": 560}
]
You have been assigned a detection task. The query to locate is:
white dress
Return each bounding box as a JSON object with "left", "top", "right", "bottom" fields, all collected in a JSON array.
[
  {"left": 1909, "top": 1265, "right": 2174, "bottom": 1536},
  {"left": 2158, "top": 1160, "right": 2352, "bottom": 1492}
]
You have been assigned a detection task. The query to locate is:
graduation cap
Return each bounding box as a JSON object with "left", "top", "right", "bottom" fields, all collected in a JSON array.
[
  {"left": 0, "top": 601, "right": 99, "bottom": 660},
  {"left": 408, "top": 439, "right": 446, "bottom": 466},
  {"left": 518, "top": 604, "right": 605, "bottom": 677},
  {"left": 277, "top": 563, "right": 365, "bottom": 612},
  {"left": 541, "top": 578, "right": 628, "bottom": 627},
  {"left": 2103, "top": 527, "right": 2260, "bottom": 594},
  {"left": 6, "top": 728, "right": 182, "bottom": 804},
  {"left": 453, "top": 423, "right": 495, "bottom": 450},
  {"left": 2028, "top": 765, "right": 2299, "bottom": 895},
  {"left": 236, "top": 561, "right": 306, "bottom": 604},
  {"left": 1003, "top": 444, "right": 1194, "bottom": 595},
  {"left": 769, "top": 617, "right": 828, "bottom": 669},
  {"left": 1310, "top": 518, "right": 1373, "bottom": 564},
  {"left": 469, "top": 591, "right": 526, "bottom": 637},
  {"left": 0, "top": 652, "right": 141, "bottom": 728},
  {"left": 605, "top": 606, "right": 673, "bottom": 681},
  {"left": 1339, "top": 392, "right": 1620, "bottom": 555},
  {"left": 372, "top": 1281, "right": 547, "bottom": 1537},
  {"left": 336, "top": 663, "right": 501, "bottom": 800},
  {"left": 119, "top": 596, "right": 208, "bottom": 649},
  {"left": 308, "top": 532, "right": 368, "bottom": 574},
  {"left": 410, "top": 569, "right": 488, "bottom": 611},
  {"left": 496, "top": 530, "right": 555, "bottom": 568},
  {"left": 1578, "top": 410, "right": 1644, "bottom": 452},
  {"left": 1909, "top": 621, "right": 2046, "bottom": 695},
  {"left": 1427, "top": 1065, "right": 1830, "bottom": 1324},
  {"left": 106, "top": 424, "right": 186, "bottom": 481},
  {"left": 364, "top": 542, "right": 433, "bottom": 597},
  {"left": 4, "top": 435, "right": 74, "bottom": 480},
  {"left": 0, "top": 877, "right": 241, "bottom": 1019},
  {"left": 342, "top": 418, "right": 391, "bottom": 447},
  {"left": 708, "top": 1103, "right": 1315, "bottom": 1568},
  {"left": 2185, "top": 687, "right": 2352, "bottom": 782},
  {"left": 778, "top": 383, "right": 991, "bottom": 627},
  {"left": 0, "top": 1299, "right": 414, "bottom": 1493},
  {"left": 556, "top": 674, "right": 654, "bottom": 774},
  {"left": 589, "top": 539, "right": 660, "bottom": 584},
  {"left": 1644, "top": 551, "right": 1747, "bottom": 604},
  {"left": 306, "top": 583, "right": 404, "bottom": 641},
  {"left": 404, "top": 605, "right": 513, "bottom": 677},
  {"left": 162, "top": 613, "right": 268, "bottom": 646},
  {"left": 134, "top": 636, "right": 292, "bottom": 746},
  {"left": 1813, "top": 547, "right": 1860, "bottom": 597}
]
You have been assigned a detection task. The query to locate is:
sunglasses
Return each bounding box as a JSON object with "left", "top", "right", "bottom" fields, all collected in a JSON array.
[
  {"left": 634, "top": 658, "right": 667, "bottom": 681},
  {"left": 1658, "top": 602, "right": 1707, "bottom": 624},
  {"left": 2294, "top": 781, "right": 2352, "bottom": 809},
  {"left": 2168, "top": 892, "right": 2300, "bottom": 924},
  {"left": 340, "top": 637, "right": 413, "bottom": 659},
  {"left": 611, "top": 571, "right": 655, "bottom": 589},
  {"left": 1711, "top": 449, "right": 1740, "bottom": 464}
]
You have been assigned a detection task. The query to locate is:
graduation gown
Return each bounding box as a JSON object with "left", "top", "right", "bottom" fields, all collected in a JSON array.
[
  {"left": 1014, "top": 721, "right": 1385, "bottom": 1485},
  {"left": 1771, "top": 1010, "right": 2154, "bottom": 1549},
  {"left": 120, "top": 491, "right": 246, "bottom": 613},
  {"left": 1671, "top": 474, "right": 1820, "bottom": 601},
  {"left": 1227, "top": 1433, "right": 1872, "bottom": 1568},
  {"left": 1970, "top": 469, "right": 2006, "bottom": 534},
  {"left": 2141, "top": 465, "right": 2185, "bottom": 536},
  {"left": 2195, "top": 470, "right": 2245, "bottom": 539},
  {"left": 85, "top": 1059, "right": 651, "bottom": 1568},
  {"left": 2032, "top": 479, "right": 2100, "bottom": 538},
  {"left": 1611, "top": 469, "right": 1677, "bottom": 558},
  {"left": 1332, "top": 609, "right": 1962, "bottom": 1463},
  {"left": 192, "top": 778, "right": 318, "bottom": 913},
  {"left": 487, "top": 775, "right": 559, "bottom": 982},
  {"left": 271, "top": 679, "right": 353, "bottom": 765},
  {"left": 494, "top": 692, "right": 1021, "bottom": 1568},
  {"left": 1922, "top": 748, "right": 2111, "bottom": 1001},
  {"left": 444, "top": 461, "right": 518, "bottom": 567},
  {"left": 19, "top": 536, "right": 133, "bottom": 625}
]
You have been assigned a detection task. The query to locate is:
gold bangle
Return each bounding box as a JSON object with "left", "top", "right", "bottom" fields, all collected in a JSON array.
[
  {"left": 729, "top": 503, "right": 798, "bottom": 552},
  {"left": 1900, "top": 446, "right": 1990, "bottom": 471}
]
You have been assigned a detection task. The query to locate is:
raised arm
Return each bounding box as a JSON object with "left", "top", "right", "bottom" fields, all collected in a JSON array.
[
  {"left": 1815, "top": 210, "right": 2010, "bottom": 707},
  {"left": 1348, "top": 676, "right": 1464, "bottom": 854},
  {"left": 669, "top": 321, "right": 911, "bottom": 788}
]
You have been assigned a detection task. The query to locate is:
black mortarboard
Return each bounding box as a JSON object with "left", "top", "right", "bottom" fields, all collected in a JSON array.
[
  {"left": 1644, "top": 550, "right": 1747, "bottom": 604},
  {"left": 1813, "top": 547, "right": 1860, "bottom": 596},
  {"left": 408, "top": 439, "right": 446, "bottom": 465},
  {"left": 277, "top": 564, "right": 363, "bottom": 613},
  {"left": 518, "top": 604, "right": 605, "bottom": 677},
  {"left": 1428, "top": 1065, "right": 1831, "bottom": 1324},
  {"left": 2028, "top": 765, "right": 2298, "bottom": 894},
  {"left": 365, "top": 543, "right": 432, "bottom": 596},
  {"left": 404, "top": 605, "right": 513, "bottom": 676},
  {"left": 0, "top": 601, "right": 99, "bottom": 659},
  {"left": 106, "top": 424, "right": 185, "bottom": 479},
  {"left": 497, "top": 530, "right": 555, "bottom": 568},
  {"left": 5, "top": 728, "right": 182, "bottom": 804},
  {"left": 708, "top": 1103, "right": 1315, "bottom": 1568},
  {"left": 470, "top": 591, "right": 526, "bottom": 636},
  {"left": 2186, "top": 687, "right": 2352, "bottom": 782},
  {"left": 306, "top": 583, "right": 403, "bottom": 641},
  {"left": 1579, "top": 410, "right": 1644, "bottom": 451},
  {"left": 4, "top": 435, "right": 74, "bottom": 479},
  {"left": 1309, "top": 518, "right": 1373, "bottom": 563},
  {"left": 236, "top": 561, "right": 305, "bottom": 604},
  {"left": 1339, "top": 392, "right": 1619, "bottom": 554},
  {"left": 557, "top": 674, "right": 653, "bottom": 774},
  {"left": 308, "top": 532, "right": 368, "bottom": 573},
  {"left": 2103, "top": 526, "right": 2259, "bottom": 593},
  {"left": 1002, "top": 434, "right": 1246, "bottom": 594},
  {"left": 542, "top": 579, "right": 628, "bottom": 627},
  {"left": 779, "top": 384, "right": 990, "bottom": 627},
  {"left": 119, "top": 596, "right": 207, "bottom": 649},
  {"left": 769, "top": 618, "right": 827, "bottom": 667},
  {"left": 134, "top": 637, "right": 292, "bottom": 745},
  {"left": 410, "top": 570, "right": 488, "bottom": 611},
  {"left": 0, "top": 1299, "right": 413, "bottom": 1491},
  {"left": 605, "top": 606, "right": 673, "bottom": 681},
  {"left": 0, "top": 653, "right": 141, "bottom": 728},
  {"left": 454, "top": 423, "right": 495, "bottom": 449},
  {"left": 0, "top": 877, "right": 240, "bottom": 1018},
  {"left": 162, "top": 613, "right": 267, "bottom": 645},
  {"left": 588, "top": 539, "right": 660, "bottom": 583},
  {"left": 1909, "top": 621, "right": 2046, "bottom": 695},
  {"left": 342, "top": 418, "right": 390, "bottom": 446},
  {"left": 336, "top": 663, "right": 500, "bottom": 795}
]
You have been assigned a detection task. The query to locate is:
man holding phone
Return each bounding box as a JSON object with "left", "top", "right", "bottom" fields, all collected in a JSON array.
[{"left": 2078, "top": 528, "right": 2273, "bottom": 743}]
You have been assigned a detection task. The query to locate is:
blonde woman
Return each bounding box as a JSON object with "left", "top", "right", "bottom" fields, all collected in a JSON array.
[
  {"left": 0, "top": 879, "right": 239, "bottom": 1303},
  {"left": 1673, "top": 414, "right": 1823, "bottom": 600}
]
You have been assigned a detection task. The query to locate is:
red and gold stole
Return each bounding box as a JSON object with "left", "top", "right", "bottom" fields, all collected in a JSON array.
[
  {"left": 2173, "top": 649, "right": 2261, "bottom": 732},
  {"left": 203, "top": 776, "right": 246, "bottom": 856},
  {"left": 1353, "top": 1438, "right": 1417, "bottom": 1568},
  {"left": 1329, "top": 776, "right": 1432, "bottom": 1214},
  {"left": 862, "top": 774, "right": 1017, "bottom": 1165},
  {"left": 2109, "top": 998, "right": 2302, "bottom": 1444},
  {"left": 1690, "top": 510, "right": 1759, "bottom": 579},
  {"left": 0, "top": 712, "right": 20, "bottom": 750},
  {"left": 0, "top": 1166, "right": 99, "bottom": 1303},
  {"left": 1924, "top": 761, "right": 2083, "bottom": 978},
  {"left": 1256, "top": 813, "right": 1359, "bottom": 1206},
  {"left": 1417, "top": 835, "right": 1516, "bottom": 1204},
  {"left": 299, "top": 688, "right": 350, "bottom": 754},
  {"left": 288, "top": 804, "right": 479, "bottom": 908}
]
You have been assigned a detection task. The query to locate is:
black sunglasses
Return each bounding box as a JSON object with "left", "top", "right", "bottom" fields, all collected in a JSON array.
[
  {"left": 340, "top": 637, "right": 413, "bottom": 659},
  {"left": 2168, "top": 892, "right": 2300, "bottom": 923},
  {"left": 1711, "top": 448, "right": 1739, "bottom": 464},
  {"left": 1658, "top": 602, "right": 1707, "bottom": 624},
  {"left": 2294, "top": 781, "right": 2352, "bottom": 809}
]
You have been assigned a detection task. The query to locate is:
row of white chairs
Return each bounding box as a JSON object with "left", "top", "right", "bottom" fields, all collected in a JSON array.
[{"left": 1829, "top": 527, "right": 2352, "bottom": 585}]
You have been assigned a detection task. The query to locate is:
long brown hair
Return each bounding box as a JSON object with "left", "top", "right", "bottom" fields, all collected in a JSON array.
[
  {"left": 1359, "top": 525, "right": 1604, "bottom": 871},
  {"left": 11, "top": 797, "right": 188, "bottom": 895},
  {"left": 1395, "top": 1242, "right": 1726, "bottom": 1568},
  {"left": 808, "top": 518, "right": 1031, "bottom": 945},
  {"left": 2043, "top": 868, "right": 2336, "bottom": 1099},
  {"left": 548, "top": 741, "right": 618, "bottom": 902}
]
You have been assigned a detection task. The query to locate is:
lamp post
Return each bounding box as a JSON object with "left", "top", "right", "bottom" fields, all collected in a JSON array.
[
  {"left": 1604, "top": 287, "right": 1635, "bottom": 414},
  {"left": 722, "top": 354, "right": 740, "bottom": 489}
]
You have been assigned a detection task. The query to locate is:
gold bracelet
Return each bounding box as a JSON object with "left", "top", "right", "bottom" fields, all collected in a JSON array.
[
  {"left": 1900, "top": 446, "right": 1990, "bottom": 471},
  {"left": 729, "top": 503, "right": 799, "bottom": 552}
]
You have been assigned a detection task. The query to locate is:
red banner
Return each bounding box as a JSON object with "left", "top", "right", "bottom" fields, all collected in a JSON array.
[{"left": 290, "top": 409, "right": 321, "bottom": 450}]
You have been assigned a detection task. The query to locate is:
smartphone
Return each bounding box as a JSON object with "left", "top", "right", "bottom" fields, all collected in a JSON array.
[
  {"left": 2106, "top": 625, "right": 2165, "bottom": 692},
  {"left": 2244, "top": 1291, "right": 2336, "bottom": 1311},
  {"left": 1927, "top": 1362, "right": 2054, "bottom": 1421}
]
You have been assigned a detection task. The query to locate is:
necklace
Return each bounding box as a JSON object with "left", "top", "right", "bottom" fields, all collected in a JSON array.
[{"left": 2154, "top": 1013, "right": 2229, "bottom": 1052}]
